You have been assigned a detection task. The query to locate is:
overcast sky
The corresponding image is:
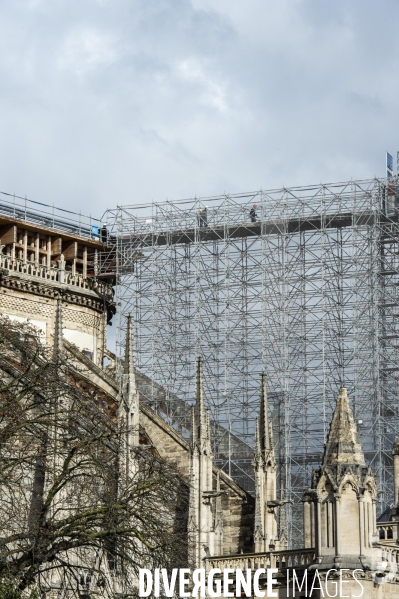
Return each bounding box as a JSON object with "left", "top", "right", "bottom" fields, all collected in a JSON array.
[{"left": 0, "top": 0, "right": 398, "bottom": 218}]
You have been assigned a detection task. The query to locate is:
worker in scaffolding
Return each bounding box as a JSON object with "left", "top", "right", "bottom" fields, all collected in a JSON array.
[
  {"left": 249, "top": 204, "right": 258, "bottom": 223},
  {"left": 203, "top": 206, "right": 208, "bottom": 227},
  {"left": 101, "top": 222, "right": 108, "bottom": 243},
  {"left": 198, "top": 206, "right": 208, "bottom": 228}
]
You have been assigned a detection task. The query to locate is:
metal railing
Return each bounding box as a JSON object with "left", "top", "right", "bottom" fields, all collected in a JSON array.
[{"left": 0, "top": 191, "right": 101, "bottom": 241}]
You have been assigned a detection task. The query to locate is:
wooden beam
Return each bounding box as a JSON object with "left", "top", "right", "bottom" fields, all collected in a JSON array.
[
  {"left": 0, "top": 224, "right": 16, "bottom": 245},
  {"left": 63, "top": 240, "right": 77, "bottom": 260},
  {"left": 35, "top": 233, "right": 39, "bottom": 265},
  {"left": 47, "top": 236, "right": 52, "bottom": 269},
  {"left": 23, "top": 230, "right": 27, "bottom": 263},
  {"left": 51, "top": 236, "right": 62, "bottom": 256},
  {"left": 0, "top": 214, "right": 103, "bottom": 249}
]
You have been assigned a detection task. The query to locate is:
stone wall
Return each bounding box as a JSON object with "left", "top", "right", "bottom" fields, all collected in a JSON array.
[{"left": 0, "top": 279, "right": 106, "bottom": 364}]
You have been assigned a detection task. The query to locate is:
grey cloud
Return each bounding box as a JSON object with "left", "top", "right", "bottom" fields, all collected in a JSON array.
[{"left": 0, "top": 0, "right": 398, "bottom": 215}]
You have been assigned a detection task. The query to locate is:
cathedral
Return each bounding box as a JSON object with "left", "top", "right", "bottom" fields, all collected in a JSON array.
[{"left": 0, "top": 214, "right": 398, "bottom": 597}]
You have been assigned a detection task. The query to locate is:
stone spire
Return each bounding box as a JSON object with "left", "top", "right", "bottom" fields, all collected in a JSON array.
[
  {"left": 259, "top": 372, "right": 275, "bottom": 466},
  {"left": 118, "top": 316, "right": 140, "bottom": 479},
  {"left": 253, "top": 373, "right": 278, "bottom": 552},
  {"left": 53, "top": 295, "right": 63, "bottom": 358},
  {"left": 124, "top": 315, "right": 134, "bottom": 375},
  {"left": 191, "top": 356, "right": 212, "bottom": 454},
  {"left": 122, "top": 316, "right": 138, "bottom": 395},
  {"left": 322, "top": 387, "right": 365, "bottom": 468},
  {"left": 254, "top": 416, "right": 261, "bottom": 462},
  {"left": 307, "top": 387, "right": 378, "bottom": 571},
  {"left": 122, "top": 315, "right": 139, "bottom": 448},
  {"left": 253, "top": 417, "right": 264, "bottom": 547},
  {"left": 188, "top": 356, "right": 214, "bottom": 567}
]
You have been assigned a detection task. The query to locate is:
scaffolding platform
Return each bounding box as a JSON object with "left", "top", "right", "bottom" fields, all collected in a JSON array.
[{"left": 116, "top": 210, "right": 387, "bottom": 249}]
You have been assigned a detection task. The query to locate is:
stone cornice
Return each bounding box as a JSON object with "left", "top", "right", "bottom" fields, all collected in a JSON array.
[
  {"left": 0, "top": 272, "right": 117, "bottom": 321},
  {"left": 0, "top": 254, "right": 115, "bottom": 315},
  {"left": 1, "top": 274, "right": 108, "bottom": 313}
]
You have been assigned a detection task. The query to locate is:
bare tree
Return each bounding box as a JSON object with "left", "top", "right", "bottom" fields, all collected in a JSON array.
[{"left": 0, "top": 317, "right": 188, "bottom": 597}]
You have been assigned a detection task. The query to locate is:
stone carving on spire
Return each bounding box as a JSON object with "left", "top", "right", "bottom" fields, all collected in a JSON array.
[
  {"left": 322, "top": 387, "right": 365, "bottom": 469},
  {"left": 260, "top": 372, "right": 275, "bottom": 467},
  {"left": 191, "top": 356, "right": 212, "bottom": 456}
]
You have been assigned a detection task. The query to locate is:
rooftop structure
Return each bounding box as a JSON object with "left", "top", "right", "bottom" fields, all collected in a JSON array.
[{"left": 0, "top": 190, "right": 114, "bottom": 364}]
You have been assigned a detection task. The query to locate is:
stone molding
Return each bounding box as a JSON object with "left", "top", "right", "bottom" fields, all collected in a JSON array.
[{"left": 0, "top": 254, "right": 114, "bottom": 315}]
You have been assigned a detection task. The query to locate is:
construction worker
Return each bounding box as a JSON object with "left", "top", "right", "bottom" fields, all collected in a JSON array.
[
  {"left": 197, "top": 208, "right": 203, "bottom": 227},
  {"left": 100, "top": 222, "right": 108, "bottom": 243},
  {"left": 198, "top": 207, "right": 208, "bottom": 228},
  {"left": 249, "top": 204, "right": 258, "bottom": 223},
  {"left": 203, "top": 206, "right": 208, "bottom": 227}
]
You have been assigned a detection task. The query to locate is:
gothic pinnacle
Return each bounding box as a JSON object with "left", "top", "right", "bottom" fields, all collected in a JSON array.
[
  {"left": 122, "top": 315, "right": 139, "bottom": 401},
  {"left": 322, "top": 387, "right": 365, "bottom": 468},
  {"left": 53, "top": 295, "right": 63, "bottom": 358},
  {"left": 259, "top": 372, "right": 273, "bottom": 455},
  {"left": 192, "top": 357, "right": 212, "bottom": 455},
  {"left": 124, "top": 315, "right": 135, "bottom": 376},
  {"left": 254, "top": 417, "right": 261, "bottom": 460},
  {"left": 196, "top": 356, "right": 205, "bottom": 419},
  {"left": 120, "top": 314, "right": 139, "bottom": 448}
]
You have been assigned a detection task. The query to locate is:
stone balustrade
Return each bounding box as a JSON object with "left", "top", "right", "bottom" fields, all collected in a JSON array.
[
  {"left": 375, "top": 543, "right": 399, "bottom": 571},
  {"left": 0, "top": 254, "right": 110, "bottom": 295},
  {"left": 205, "top": 548, "right": 316, "bottom": 573},
  {"left": 377, "top": 520, "right": 399, "bottom": 543}
]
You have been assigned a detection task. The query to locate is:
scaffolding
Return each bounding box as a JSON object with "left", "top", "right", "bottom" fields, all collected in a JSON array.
[{"left": 103, "top": 177, "right": 399, "bottom": 546}]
